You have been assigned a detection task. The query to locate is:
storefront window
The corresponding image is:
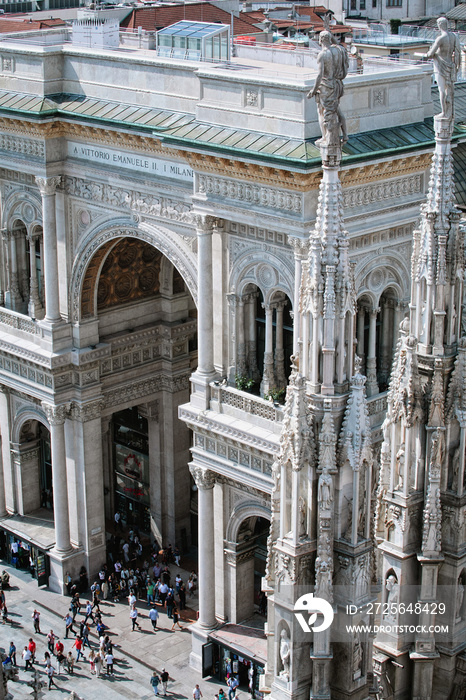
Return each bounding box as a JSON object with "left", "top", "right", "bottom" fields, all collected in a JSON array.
[{"left": 113, "top": 408, "right": 150, "bottom": 533}]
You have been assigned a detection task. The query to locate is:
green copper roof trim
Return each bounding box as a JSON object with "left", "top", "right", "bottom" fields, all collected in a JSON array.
[{"left": 0, "top": 89, "right": 463, "bottom": 170}]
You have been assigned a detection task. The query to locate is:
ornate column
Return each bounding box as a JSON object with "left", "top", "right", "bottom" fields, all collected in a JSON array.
[
  {"left": 246, "top": 292, "right": 260, "bottom": 381},
  {"left": 196, "top": 214, "right": 215, "bottom": 376},
  {"left": 236, "top": 296, "right": 247, "bottom": 377},
  {"left": 261, "top": 303, "right": 275, "bottom": 396},
  {"left": 18, "top": 231, "right": 29, "bottom": 302},
  {"left": 36, "top": 176, "right": 61, "bottom": 323},
  {"left": 39, "top": 235, "right": 44, "bottom": 305},
  {"left": 366, "top": 307, "right": 379, "bottom": 396},
  {"left": 42, "top": 403, "right": 71, "bottom": 553},
  {"left": 357, "top": 306, "right": 366, "bottom": 370},
  {"left": 274, "top": 299, "right": 287, "bottom": 389},
  {"left": 190, "top": 466, "right": 216, "bottom": 629},
  {"left": 289, "top": 236, "right": 308, "bottom": 355},
  {"left": 27, "top": 233, "right": 43, "bottom": 319},
  {"left": 4, "top": 229, "right": 22, "bottom": 309}
]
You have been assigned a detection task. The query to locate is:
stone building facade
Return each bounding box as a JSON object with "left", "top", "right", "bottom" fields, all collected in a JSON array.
[{"left": 0, "top": 27, "right": 463, "bottom": 699}]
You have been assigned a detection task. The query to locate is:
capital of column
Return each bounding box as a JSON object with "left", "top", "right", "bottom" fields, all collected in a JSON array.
[
  {"left": 190, "top": 465, "right": 216, "bottom": 490},
  {"left": 42, "top": 402, "right": 69, "bottom": 426},
  {"left": 287, "top": 235, "right": 309, "bottom": 258},
  {"left": 194, "top": 214, "right": 217, "bottom": 234},
  {"left": 370, "top": 307, "right": 380, "bottom": 320},
  {"left": 27, "top": 231, "right": 41, "bottom": 244},
  {"left": 36, "top": 176, "right": 61, "bottom": 197}
]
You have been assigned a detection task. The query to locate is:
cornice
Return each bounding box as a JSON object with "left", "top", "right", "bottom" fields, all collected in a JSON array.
[{"left": 0, "top": 117, "right": 433, "bottom": 193}]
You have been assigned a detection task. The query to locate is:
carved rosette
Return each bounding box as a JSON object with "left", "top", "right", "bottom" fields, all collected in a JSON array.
[
  {"left": 35, "top": 176, "right": 61, "bottom": 197},
  {"left": 190, "top": 465, "right": 216, "bottom": 490}
]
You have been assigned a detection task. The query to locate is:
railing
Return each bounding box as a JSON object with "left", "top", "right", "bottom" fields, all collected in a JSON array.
[
  {"left": 211, "top": 381, "right": 388, "bottom": 431},
  {"left": 0, "top": 307, "right": 40, "bottom": 335},
  {"left": 210, "top": 382, "right": 284, "bottom": 425}
]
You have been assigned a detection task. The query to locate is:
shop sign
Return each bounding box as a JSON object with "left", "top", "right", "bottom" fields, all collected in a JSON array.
[{"left": 115, "top": 444, "right": 149, "bottom": 484}]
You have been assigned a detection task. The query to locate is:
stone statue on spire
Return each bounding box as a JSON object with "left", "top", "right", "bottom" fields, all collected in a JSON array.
[
  {"left": 425, "top": 17, "right": 461, "bottom": 121},
  {"left": 307, "top": 14, "right": 348, "bottom": 149}
]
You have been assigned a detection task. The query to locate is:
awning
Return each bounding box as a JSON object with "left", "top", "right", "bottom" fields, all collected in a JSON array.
[
  {"left": 210, "top": 623, "right": 267, "bottom": 665},
  {"left": 0, "top": 510, "right": 56, "bottom": 550}
]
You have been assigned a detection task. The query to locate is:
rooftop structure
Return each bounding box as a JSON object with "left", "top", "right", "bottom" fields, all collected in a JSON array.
[{"left": 156, "top": 20, "right": 230, "bottom": 61}]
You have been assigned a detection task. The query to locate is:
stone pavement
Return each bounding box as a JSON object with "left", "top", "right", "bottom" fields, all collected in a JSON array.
[{"left": 0, "top": 563, "right": 222, "bottom": 700}]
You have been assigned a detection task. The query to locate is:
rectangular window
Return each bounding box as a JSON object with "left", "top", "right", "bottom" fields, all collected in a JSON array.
[
  {"left": 360, "top": 0, "right": 365, "bottom": 8},
  {"left": 372, "top": 0, "right": 377, "bottom": 6},
  {"left": 351, "top": 0, "right": 356, "bottom": 9},
  {"left": 386, "top": 0, "right": 402, "bottom": 6}
]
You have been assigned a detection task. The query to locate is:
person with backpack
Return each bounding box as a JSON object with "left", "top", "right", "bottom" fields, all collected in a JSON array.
[{"left": 151, "top": 671, "right": 161, "bottom": 696}]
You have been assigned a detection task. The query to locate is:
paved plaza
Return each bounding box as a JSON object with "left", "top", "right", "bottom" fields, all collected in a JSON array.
[{"left": 0, "top": 563, "right": 222, "bottom": 700}]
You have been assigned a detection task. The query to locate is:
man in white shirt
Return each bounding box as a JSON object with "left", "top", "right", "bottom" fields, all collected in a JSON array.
[
  {"left": 149, "top": 605, "right": 159, "bottom": 631},
  {"left": 193, "top": 685, "right": 203, "bottom": 700}
]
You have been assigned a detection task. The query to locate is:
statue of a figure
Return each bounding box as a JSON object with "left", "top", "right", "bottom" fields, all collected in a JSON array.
[
  {"left": 456, "top": 581, "right": 464, "bottom": 621},
  {"left": 385, "top": 574, "right": 399, "bottom": 621},
  {"left": 279, "top": 629, "right": 291, "bottom": 680},
  {"left": 352, "top": 634, "right": 363, "bottom": 678},
  {"left": 318, "top": 471, "right": 333, "bottom": 511},
  {"left": 307, "top": 30, "right": 348, "bottom": 147},
  {"left": 425, "top": 17, "right": 461, "bottom": 121},
  {"left": 395, "top": 445, "right": 405, "bottom": 491},
  {"left": 298, "top": 496, "right": 307, "bottom": 537}
]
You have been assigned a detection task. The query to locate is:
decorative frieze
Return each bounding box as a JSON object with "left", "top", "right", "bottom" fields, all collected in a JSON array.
[
  {"left": 63, "top": 176, "right": 194, "bottom": 224},
  {"left": 343, "top": 175, "right": 422, "bottom": 209},
  {"left": 197, "top": 173, "right": 302, "bottom": 214},
  {"left": 0, "top": 133, "right": 44, "bottom": 159},
  {"left": 104, "top": 373, "right": 189, "bottom": 409},
  {"left": 193, "top": 430, "right": 274, "bottom": 480}
]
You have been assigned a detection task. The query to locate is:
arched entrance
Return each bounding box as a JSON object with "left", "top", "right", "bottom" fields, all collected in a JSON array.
[
  {"left": 225, "top": 511, "right": 271, "bottom": 624},
  {"left": 75, "top": 232, "right": 197, "bottom": 550}
]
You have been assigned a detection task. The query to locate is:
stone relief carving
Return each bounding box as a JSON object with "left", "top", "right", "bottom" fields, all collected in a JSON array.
[
  {"left": 197, "top": 173, "right": 302, "bottom": 214},
  {"left": 343, "top": 175, "right": 422, "bottom": 209},
  {"left": 0, "top": 134, "right": 44, "bottom": 159},
  {"left": 63, "top": 176, "right": 195, "bottom": 226}
]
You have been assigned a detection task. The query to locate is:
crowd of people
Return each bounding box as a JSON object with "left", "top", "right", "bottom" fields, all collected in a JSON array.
[{"left": 1, "top": 525, "right": 197, "bottom": 694}]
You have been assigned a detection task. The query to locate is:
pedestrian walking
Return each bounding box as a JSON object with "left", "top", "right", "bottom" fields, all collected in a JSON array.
[
  {"left": 22, "top": 646, "right": 33, "bottom": 671},
  {"left": 166, "top": 589, "right": 175, "bottom": 619},
  {"left": 105, "top": 651, "right": 114, "bottom": 675},
  {"left": 28, "top": 638, "right": 36, "bottom": 663},
  {"left": 56, "top": 650, "right": 66, "bottom": 675},
  {"left": 9, "top": 641, "right": 16, "bottom": 666},
  {"left": 64, "top": 611, "right": 75, "bottom": 638},
  {"left": 218, "top": 689, "right": 226, "bottom": 700},
  {"left": 47, "top": 630, "right": 56, "bottom": 654},
  {"left": 82, "top": 622, "right": 91, "bottom": 648},
  {"left": 161, "top": 668, "right": 169, "bottom": 695},
  {"left": 171, "top": 605, "right": 183, "bottom": 631},
  {"left": 84, "top": 600, "right": 94, "bottom": 624},
  {"left": 32, "top": 609, "right": 41, "bottom": 634},
  {"left": 89, "top": 649, "right": 96, "bottom": 674},
  {"left": 151, "top": 671, "right": 161, "bottom": 696},
  {"left": 95, "top": 652, "right": 102, "bottom": 677},
  {"left": 193, "top": 684, "right": 203, "bottom": 700},
  {"left": 130, "top": 604, "right": 142, "bottom": 630},
  {"left": 178, "top": 583, "right": 186, "bottom": 610},
  {"left": 227, "top": 676, "right": 239, "bottom": 700},
  {"left": 149, "top": 605, "right": 159, "bottom": 631},
  {"left": 66, "top": 652, "right": 74, "bottom": 675},
  {"left": 46, "top": 662, "right": 57, "bottom": 689},
  {"left": 102, "top": 579, "right": 109, "bottom": 600},
  {"left": 43, "top": 650, "right": 51, "bottom": 666},
  {"left": 72, "top": 635, "right": 85, "bottom": 662}
]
